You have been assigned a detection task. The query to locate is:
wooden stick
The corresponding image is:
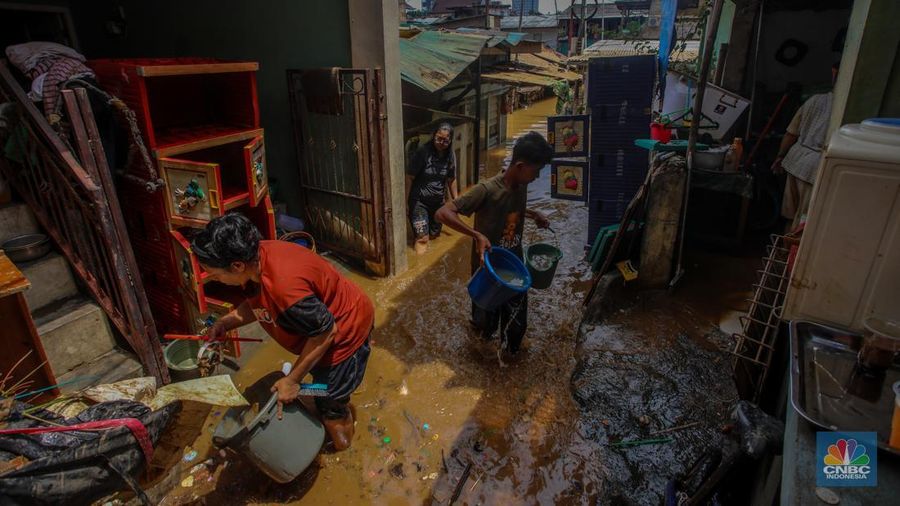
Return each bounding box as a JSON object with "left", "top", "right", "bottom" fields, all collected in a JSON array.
[
  {"left": 1, "top": 350, "right": 33, "bottom": 391},
  {"left": 649, "top": 421, "right": 700, "bottom": 436},
  {"left": 449, "top": 461, "right": 473, "bottom": 505},
  {"left": 5, "top": 360, "right": 48, "bottom": 394}
]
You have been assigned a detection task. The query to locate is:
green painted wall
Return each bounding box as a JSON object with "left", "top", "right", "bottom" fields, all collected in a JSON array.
[{"left": 68, "top": 0, "right": 352, "bottom": 216}]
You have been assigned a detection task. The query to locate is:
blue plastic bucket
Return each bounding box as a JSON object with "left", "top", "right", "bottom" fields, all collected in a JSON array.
[{"left": 468, "top": 247, "right": 532, "bottom": 311}]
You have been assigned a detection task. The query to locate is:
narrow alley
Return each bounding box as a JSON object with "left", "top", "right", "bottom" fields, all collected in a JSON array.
[
  {"left": 152, "top": 98, "right": 604, "bottom": 505},
  {"left": 3, "top": 1, "right": 900, "bottom": 505}
]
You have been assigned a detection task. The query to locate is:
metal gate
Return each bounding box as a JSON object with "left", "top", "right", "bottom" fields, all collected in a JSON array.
[{"left": 287, "top": 68, "right": 390, "bottom": 270}]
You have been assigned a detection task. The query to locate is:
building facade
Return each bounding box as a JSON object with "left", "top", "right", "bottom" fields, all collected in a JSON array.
[{"left": 511, "top": 0, "right": 539, "bottom": 16}]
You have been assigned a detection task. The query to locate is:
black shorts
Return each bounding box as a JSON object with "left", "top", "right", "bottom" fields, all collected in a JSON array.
[
  {"left": 310, "top": 338, "right": 371, "bottom": 419},
  {"left": 409, "top": 199, "right": 443, "bottom": 239}
]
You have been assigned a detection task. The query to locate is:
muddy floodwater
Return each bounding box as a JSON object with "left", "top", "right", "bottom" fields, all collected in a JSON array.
[
  {"left": 141, "top": 97, "right": 754, "bottom": 505},
  {"left": 145, "top": 98, "right": 607, "bottom": 505}
]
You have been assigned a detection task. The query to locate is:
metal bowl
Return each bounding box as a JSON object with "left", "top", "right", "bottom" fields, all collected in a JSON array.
[
  {"left": 693, "top": 148, "right": 727, "bottom": 170},
  {"left": 2, "top": 233, "right": 51, "bottom": 263}
]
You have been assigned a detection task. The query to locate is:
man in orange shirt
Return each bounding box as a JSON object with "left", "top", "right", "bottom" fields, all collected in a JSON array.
[{"left": 191, "top": 214, "right": 374, "bottom": 450}]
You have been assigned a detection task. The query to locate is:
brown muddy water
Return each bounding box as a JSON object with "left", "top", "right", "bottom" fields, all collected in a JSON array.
[{"left": 144, "top": 98, "right": 606, "bottom": 505}]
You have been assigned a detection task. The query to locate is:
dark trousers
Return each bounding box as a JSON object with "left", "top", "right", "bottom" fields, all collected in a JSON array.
[
  {"left": 471, "top": 292, "right": 528, "bottom": 353},
  {"left": 310, "top": 338, "right": 371, "bottom": 419}
]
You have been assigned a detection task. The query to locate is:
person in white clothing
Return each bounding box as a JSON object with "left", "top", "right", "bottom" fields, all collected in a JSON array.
[{"left": 771, "top": 62, "right": 839, "bottom": 231}]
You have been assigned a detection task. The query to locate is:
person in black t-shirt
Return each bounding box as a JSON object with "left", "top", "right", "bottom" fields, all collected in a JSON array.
[{"left": 407, "top": 123, "right": 459, "bottom": 254}]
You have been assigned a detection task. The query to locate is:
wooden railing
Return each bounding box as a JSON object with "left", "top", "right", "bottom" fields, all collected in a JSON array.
[{"left": 0, "top": 61, "right": 168, "bottom": 383}]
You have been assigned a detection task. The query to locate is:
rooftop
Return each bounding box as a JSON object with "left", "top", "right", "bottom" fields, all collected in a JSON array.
[
  {"left": 500, "top": 14, "right": 559, "bottom": 29},
  {"left": 399, "top": 30, "right": 490, "bottom": 92}
]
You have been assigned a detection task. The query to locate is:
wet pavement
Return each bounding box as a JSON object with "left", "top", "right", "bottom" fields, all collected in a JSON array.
[{"left": 136, "top": 98, "right": 755, "bottom": 505}]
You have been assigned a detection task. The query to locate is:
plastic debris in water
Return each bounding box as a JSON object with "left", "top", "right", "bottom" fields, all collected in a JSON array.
[
  {"left": 181, "top": 475, "right": 194, "bottom": 488},
  {"left": 422, "top": 423, "right": 430, "bottom": 431},
  {"left": 281, "top": 362, "right": 292, "bottom": 376},
  {"left": 421, "top": 472, "right": 439, "bottom": 481},
  {"left": 398, "top": 380, "right": 409, "bottom": 396},
  {"left": 183, "top": 449, "right": 198, "bottom": 463},
  {"left": 529, "top": 254, "right": 555, "bottom": 271},
  {"left": 383, "top": 436, "right": 392, "bottom": 444}
]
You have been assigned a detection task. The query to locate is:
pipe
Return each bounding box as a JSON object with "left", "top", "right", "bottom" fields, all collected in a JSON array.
[{"left": 670, "top": 0, "right": 725, "bottom": 290}]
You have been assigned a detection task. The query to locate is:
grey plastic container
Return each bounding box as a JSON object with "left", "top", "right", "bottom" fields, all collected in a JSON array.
[{"left": 212, "top": 372, "right": 324, "bottom": 483}]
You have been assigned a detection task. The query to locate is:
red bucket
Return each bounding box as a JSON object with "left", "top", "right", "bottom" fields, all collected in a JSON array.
[{"left": 650, "top": 122, "right": 672, "bottom": 143}]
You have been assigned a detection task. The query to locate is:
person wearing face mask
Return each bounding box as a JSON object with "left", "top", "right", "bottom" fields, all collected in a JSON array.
[{"left": 407, "top": 123, "right": 459, "bottom": 254}]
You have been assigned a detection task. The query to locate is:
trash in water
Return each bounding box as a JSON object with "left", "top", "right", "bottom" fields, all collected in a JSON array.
[
  {"left": 383, "top": 436, "right": 392, "bottom": 444},
  {"left": 422, "top": 423, "right": 430, "bottom": 431},
  {"left": 281, "top": 362, "right": 292, "bottom": 375},
  {"left": 181, "top": 475, "right": 194, "bottom": 488},
  {"left": 529, "top": 254, "right": 555, "bottom": 271},
  {"left": 183, "top": 449, "right": 198, "bottom": 463},
  {"left": 421, "top": 472, "right": 439, "bottom": 481},
  {"left": 398, "top": 380, "right": 408, "bottom": 396},
  {"left": 390, "top": 463, "right": 405, "bottom": 479}
]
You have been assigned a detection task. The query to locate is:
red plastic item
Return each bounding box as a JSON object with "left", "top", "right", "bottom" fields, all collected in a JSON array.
[
  {"left": 650, "top": 122, "right": 673, "bottom": 143},
  {"left": 163, "top": 333, "right": 263, "bottom": 343}
]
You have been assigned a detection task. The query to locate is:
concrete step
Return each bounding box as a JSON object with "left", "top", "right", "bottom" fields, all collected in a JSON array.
[
  {"left": 56, "top": 348, "right": 144, "bottom": 394},
  {"left": 18, "top": 252, "right": 79, "bottom": 312},
  {"left": 0, "top": 202, "right": 40, "bottom": 243},
  {"left": 34, "top": 296, "right": 118, "bottom": 377}
]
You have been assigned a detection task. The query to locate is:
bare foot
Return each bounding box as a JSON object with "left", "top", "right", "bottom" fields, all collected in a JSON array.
[
  {"left": 323, "top": 409, "right": 355, "bottom": 451},
  {"left": 414, "top": 238, "right": 429, "bottom": 255}
]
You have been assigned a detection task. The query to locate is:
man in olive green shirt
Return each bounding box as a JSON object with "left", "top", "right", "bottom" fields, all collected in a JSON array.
[{"left": 436, "top": 132, "right": 553, "bottom": 354}]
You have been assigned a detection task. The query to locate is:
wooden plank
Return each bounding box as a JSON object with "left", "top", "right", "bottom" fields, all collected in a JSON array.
[
  {"left": 0, "top": 293, "right": 58, "bottom": 399},
  {"left": 136, "top": 62, "right": 259, "bottom": 77},
  {"left": 154, "top": 128, "right": 264, "bottom": 158},
  {"left": 0, "top": 252, "right": 30, "bottom": 297}
]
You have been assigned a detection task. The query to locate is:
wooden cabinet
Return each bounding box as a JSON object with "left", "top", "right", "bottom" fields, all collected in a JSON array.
[
  {"left": 89, "top": 58, "right": 275, "bottom": 337},
  {"left": 160, "top": 133, "right": 269, "bottom": 227}
]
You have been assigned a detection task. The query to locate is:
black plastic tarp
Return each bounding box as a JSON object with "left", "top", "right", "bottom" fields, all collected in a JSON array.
[{"left": 0, "top": 400, "right": 181, "bottom": 506}]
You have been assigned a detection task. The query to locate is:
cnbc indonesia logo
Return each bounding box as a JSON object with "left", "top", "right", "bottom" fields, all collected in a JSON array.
[
  {"left": 823, "top": 439, "right": 870, "bottom": 478},
  {"left": 817, "top": 433, "right": 877, "bottom": 487}
]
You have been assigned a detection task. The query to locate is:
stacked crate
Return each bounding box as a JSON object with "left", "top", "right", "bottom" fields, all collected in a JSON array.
[
  {"left": 587, "top": 55, "right": 656, "bottom": 243},
  {"left": 90, "top": 58, "right": 274, "bottom": 337}
]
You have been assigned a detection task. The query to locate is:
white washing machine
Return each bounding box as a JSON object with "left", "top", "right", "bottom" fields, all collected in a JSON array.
[{"left": 783, "top": 118, "right": 900, "bottom": 332}]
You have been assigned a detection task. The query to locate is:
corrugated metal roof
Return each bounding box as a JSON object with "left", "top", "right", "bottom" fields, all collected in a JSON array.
[
  {"left": 399, "top": 30, "right": 490, "bottom": 92},
  {"left": 481, "top": 71, "right": 560, "bottom": 87},
  {"left": 410, "top": 16, "right": 447, "bottom": 25},
  {"left": 513, "top": 52, "right": 582, "bottom": 81},
  {"left": 500, "top": 14, "right": 559, "bottom": 29},
  {"left": 569, "top": 39, "right": 700, "bottom": 63},
  {"left": 454, "top": 27, "right": 527, "bottom": 48}
]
